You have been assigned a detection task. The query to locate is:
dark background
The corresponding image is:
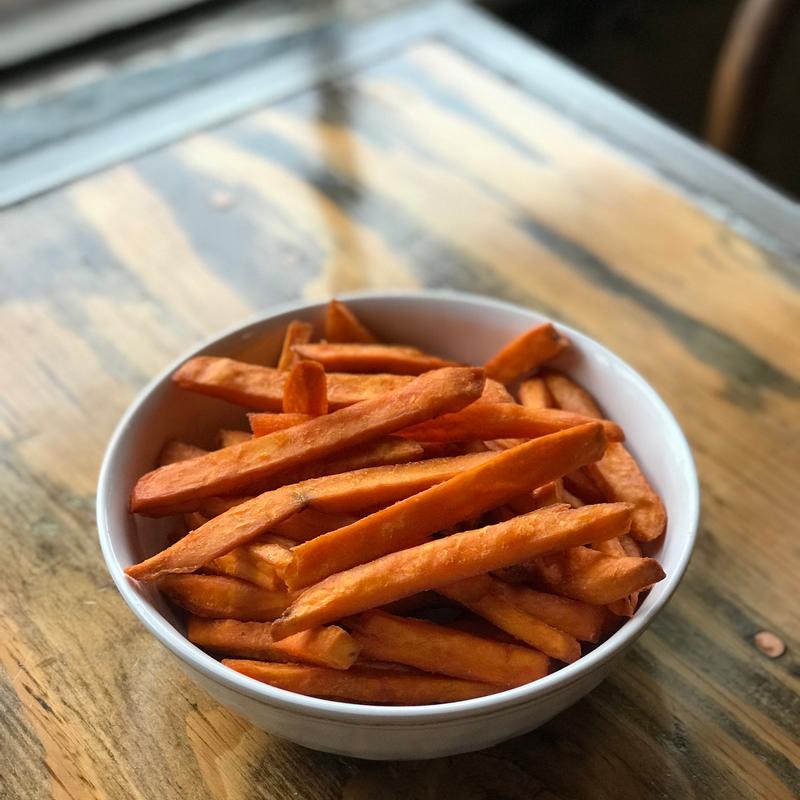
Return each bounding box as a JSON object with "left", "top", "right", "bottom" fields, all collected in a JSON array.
[{"left": 485, "top": 0, "right": 800, "bottom": 198}]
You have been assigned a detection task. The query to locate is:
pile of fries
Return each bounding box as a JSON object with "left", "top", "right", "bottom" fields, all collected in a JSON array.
[{"left": 126, "top": 300, "right": 667, "bottom": 705}]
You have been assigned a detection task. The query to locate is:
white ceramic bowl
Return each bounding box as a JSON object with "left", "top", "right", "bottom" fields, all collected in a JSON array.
[{"left": 97, "top": 290, "right": 698, "bottom": 760}]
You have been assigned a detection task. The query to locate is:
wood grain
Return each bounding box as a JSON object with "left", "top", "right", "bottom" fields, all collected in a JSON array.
[{"left": 0, "top": 8, "right": 798, "bottom": 800}]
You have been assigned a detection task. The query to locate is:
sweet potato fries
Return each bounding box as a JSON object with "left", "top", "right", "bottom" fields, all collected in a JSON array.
[{"left": 125, "top": 300, "right": 667, "bottom": 705}]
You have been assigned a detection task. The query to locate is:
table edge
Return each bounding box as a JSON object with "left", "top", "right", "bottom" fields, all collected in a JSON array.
[{"left": 1, "top": 0, "right": 797, "bottom": 260}]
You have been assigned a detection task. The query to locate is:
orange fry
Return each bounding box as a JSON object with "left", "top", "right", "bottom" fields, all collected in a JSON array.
[
  {"left": 508, "top": 479, "right": 564, "bottom": 515},
  {"left": 204, "top": 543, "right": 282, "bottom": 591},
  {"left": 535, "top": 547, "right": 664, "bottom": 605},
  {"left": 325, "top": 299, "right": 378, "bottom": 343},
  {"left": 173, "top": 356, "right": 507, "bottom": 412},
  {"left": 285, "top": 423, "right": 608, "bottom": 589},
  {"left": 247, "top": 539, "right": 293, "bottom": 572},
  {"left": 496, "top": 584, "right": 607, "bottom": 643},
  {"left": 484, "top": 323, "right": 569, "bottom": 384},
  {"left": 400, "top": 402, "right": 624, "bottom": 443},
  {"left": 277, "top": 320, "right": 313, "bottom": 371},
  {"left": 262, "top": 437, "right": 424, "bottom": 493},
  {"left": 350, "top": 610, "right": 548, "bottom": 687},
  {"left": 563, "top": 469, "right": 605, "bottom": 504},
  {"left": 158, "top": 440, "right": 208, "bottom": 467},
  {"left": 183, "top": 511, "right": 208, "bottom": 531},
  {"left": 293, "top": 342, "right": 457, "bottom": 375},
  {"left": 218, "top": 429, "right": 251, "bottom": 448},
  {"left": 282, "top": 360, "right": 328, "bottom": 416},
  {"left": 223, "top": 661, "right": 496, "bottom": 704},
  {"left": 619, "top": 534, "right": 642, "bottom": 558},
  {"left": 158, "top": 574, "right": 290, "bottom": 621},
  {"left": 544, "top": 371, "right": 666, "bottom": 541},
  {"left": 188, "top": 617, "right": 358, "bottom": 669},
  {"left": 271, "top": 503, "right": 633, "bottom": 639},
  {"left": 248, "top": 412, "right": 311, "bottom": 436},
  {"left": 198, "top": 496, "right": 251, "bottom": 517},
  {"left": 542, "top": 369, "right": 603, "bottom": 417},
  {"left": 586, "top": 443, "right": 667, "bottom": 542},
  {"left": 563, "top": 489, "right": 586, "bottom": 508},
  {"left": 131, "top": 367, "right": 485, "bottom": 513},
  {"left": 125, "top": 453, "right": 494, "bottom": 581},
  {"left": 438, "top": 576, "right": 581, "bottom": 663},
  {"left": 517, "top": 376, "right": 553, "bottom": 409},
  {"left": 270, "top": 508, "right": 357, "bottom": 543},
  {"left": 178, "top": 438, "right": 422, "bottom": 519},
  {"left": 594, "top": 538, "right": 639, "bottom": 617}
]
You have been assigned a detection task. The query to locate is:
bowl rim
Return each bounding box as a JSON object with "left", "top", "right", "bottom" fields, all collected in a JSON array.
[{"left": 97, "top": 289, "right": 699, "bottom": 724}]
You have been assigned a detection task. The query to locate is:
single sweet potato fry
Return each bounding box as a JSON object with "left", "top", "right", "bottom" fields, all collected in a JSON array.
[
  {"left": 285, "top": 423, "right": 608, "bottom": 589},
  {"left": 293, "top": 342, "right": 457, "bottom": 376},
  {"left": 173, "top": 356, "right": 507, "bottom": 412},
  {"left": 484, "top": 323, "right": 569, "bottom": 385},
  {"left": 198, "top": 496, "right": 251, "bottom": 517},
  {"left": 218, "top": 429, "right": 251, "bottom": 448},
  {"left": 188, "top": 617, "right": 358, "bottom": 669},
  {"left": 496, "top": 584, "right": 607, "bottom": 643},
  {"left": 325, "top": 299, "right": 378, "bottom": 344},
  {"left": 607, "top": 594, "right": 636, "bottom": 618},
  {"left": 204, "top": 546, "right": 281, "bottom": 591},
  {"left": 158, "top": 574, "right": 291, "bottom": 621},
  {"left": 197, "top": 446, "right": 421, "bottom": 516},
  {"left": 594, "top": 538, "right": 639, "bottom": 617},
  {"left": 564, "top": 469, "right": 605, "bottom": 504},
  {"left": 543, "top": 372, "right": 666, "bottom": 542},
  {"left": 296, "top": 453, "right": 493, "bottom": 516},
  {"left": 205, "top": 537, "right": 295, "bottom": 590},
  {"left": 183, "top": 511, "right": 208, "bottom": 531},
  {"left": 173, "top": 357, "right": 405, "bottom": 410},
  {"left": 593, "top": 538, "right": 628, "bottom": 558},
  {"left": 270, "top": 508, "right": 357, "bottom": 542},
  {"left": 271, "top": 503, "right": 633, "bottom": 639},
  {"left": 131, "top": 366, "right": 485, "bottom": 513},
  {"left": 159, "top": 440, "right": 208, "bottom": 467},
  {"left": 246, "top": 539, "right": 293, "bottom": 574},
  {"left": 508, "top": 479, "right": 564, "bottom": 515},
  {"left": 259, "top": 438, "right": 424, "bottom": 496},
  {"left": 482, "top": 380, "right": 515, "bottom": 403},
  {"left": 349, "top": 610, "right": 548, "bottom": 687},
  {"left": 438, "top": 576, "right": 581, "bottom": 663},
  {"left": 586, "top": 443, "right": 667, "bottom": 541},
  {"left": 130, "top": 445, "right": 416, "bottom": 519},
  {"left": 542, "top": 370, "right": 603, "bottom": 417},
  {"left": 125, "top": 453, "right": 493, "bottom": 580},
  {"left": 619, "top": 534, "right": 642, "bottom": 558},
  {"left": 277, "top": 320, "right": 313, "bottom": 371},
  {"left": 145, "top": 439, "right": 422, "bottom": 517},
  {"left": 249, "top": 412, "right": 311, "bottom": 436},
  {"left": 282, "top": 360, "right": 328, "bottom": 416},
  {"left": 483, "top": 437, "right": 526, "bottom": 452},
  {"left": 517, "top": 376, "right": 553, "bottom": 409},
  {"left": 223, "top": 661, "right": 497, "bottom": 703},
  {"left": 534, "top": 479, "right": 564, "bottom": 507},
  {"left": 400, "top": 403, "right": 623, "bottom": 443},
  {"left": 535, "top": 547, "right": 665, "bottom": 605}
]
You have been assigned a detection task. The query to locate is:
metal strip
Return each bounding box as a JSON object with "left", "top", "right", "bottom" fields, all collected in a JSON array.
[{"left": 0, "top": 2, "right": 448, "bottom": 208}]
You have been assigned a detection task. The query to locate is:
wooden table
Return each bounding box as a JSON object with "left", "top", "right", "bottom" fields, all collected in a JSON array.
[{"left": 1, "top": 3, "right": 797, "bottom": 798}]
